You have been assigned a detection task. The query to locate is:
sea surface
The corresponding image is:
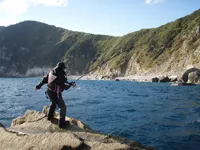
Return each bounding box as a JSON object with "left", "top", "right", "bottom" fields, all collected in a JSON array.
[{"left": 0, "top": 77, "right": 200, "bottom": 150}]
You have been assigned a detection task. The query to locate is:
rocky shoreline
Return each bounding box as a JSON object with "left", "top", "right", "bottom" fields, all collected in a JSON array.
[
  {"left": 69, "top": 67, "right": 200, "bottom": 84},
  {"left": 68, "top": 74, "right": 177, "bottom": 82},
  {"left": 0, "top": 106, "right": 154, "bottom": 150},
  {"left": 1, "top": 66, "right": 200, "bottom": 84}
]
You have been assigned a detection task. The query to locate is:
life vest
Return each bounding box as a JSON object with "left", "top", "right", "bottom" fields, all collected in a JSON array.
[
  {"left": 48, "top": 70, "right": 56, "bottom": 84},
  {"left": 47, "top": 70, "right": 63, "bottom": 93}
]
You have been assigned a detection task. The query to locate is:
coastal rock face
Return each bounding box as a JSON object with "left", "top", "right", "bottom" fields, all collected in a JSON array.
[
  {"left": 0, "top": 106, "right": 153, "bottom": 150},
  {"left": 187, "top": 71, "right": 200, "bottom": 83},
  {"left": 181, "top": 67, "right": 200, "bottom": 83}
]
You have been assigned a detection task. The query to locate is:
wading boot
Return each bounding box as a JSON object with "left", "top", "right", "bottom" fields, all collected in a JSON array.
[
  {"left": 47, "top": 113, "right": 54, "bottom": 121},
  {"left": 59, "top": 118, "right": 69, "bottom": 128}
]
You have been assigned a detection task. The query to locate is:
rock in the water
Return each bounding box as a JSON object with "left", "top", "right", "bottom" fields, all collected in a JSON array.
[
  {"left": 0, "top": 106, "right": 154, "bottom": 150},
  {"left": 181, "top": 67, "right": 200, "bottom": 83},
  {"left": 152, "top": 77, "right": 159, "bottom": 82},
  {"left": 159, "top": 76, "right": 171, "bottom": 82}
]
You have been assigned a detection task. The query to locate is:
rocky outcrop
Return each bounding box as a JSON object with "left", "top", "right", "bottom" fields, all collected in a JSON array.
[
  {"left": 0, "top": 106, "right": 153, "bottom": 150},
  {"left": 151, "top": 76, "right": 177, "bottom": 82},
  {"left": 181, "top": 67, "right": 200, "bottom": 83},
  {"left": 187, "top": 71, "right": 200, "bottom": 83},
  {"left": 159, "top": 76, "right": 171, "bottom": 82},
  {"left": 152, "top": 77, "right": 159, "bottom": 82},
  {"left": 170, "top": 67, "right": 200, "bottom": 85}
]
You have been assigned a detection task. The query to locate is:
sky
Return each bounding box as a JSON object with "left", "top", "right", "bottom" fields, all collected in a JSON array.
[{"left": 0, "top": 0, "right": 200, "bottom": 36}]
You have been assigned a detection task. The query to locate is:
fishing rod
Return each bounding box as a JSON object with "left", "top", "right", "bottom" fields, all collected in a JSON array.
[
  {"left": 72, "top": 41, "right": 149, "bottom": 83},
  {"left": 73, "top": 49, "right": 127, "bottom": 82}
]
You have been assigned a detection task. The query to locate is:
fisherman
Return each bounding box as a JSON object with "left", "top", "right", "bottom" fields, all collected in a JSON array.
[{"left": 35, "top": 62, "right": 75, "bottom": 128}]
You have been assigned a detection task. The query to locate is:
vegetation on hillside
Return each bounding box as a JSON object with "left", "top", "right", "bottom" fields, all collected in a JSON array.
[{"left": 0, "top": 9, "right": 200, "bottom": 77}]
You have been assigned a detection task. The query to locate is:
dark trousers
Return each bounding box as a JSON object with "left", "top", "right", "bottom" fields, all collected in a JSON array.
[{"left": 46, "top": 89, "right": 66, "bottom": 121}]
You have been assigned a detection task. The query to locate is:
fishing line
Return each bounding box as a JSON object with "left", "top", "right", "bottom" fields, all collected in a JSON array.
[
  {"left": 73, "top": 49, "right": 127, "bottom": 82},
  {"left": 71, "top": 41, "right": 149, "bottom": 83}
]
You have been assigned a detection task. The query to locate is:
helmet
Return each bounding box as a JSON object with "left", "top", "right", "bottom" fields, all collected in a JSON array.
[{"left": 56, "top": 62, "right": 66, "bottom": 70}]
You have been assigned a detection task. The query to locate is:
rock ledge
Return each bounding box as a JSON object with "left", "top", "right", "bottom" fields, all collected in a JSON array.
[{"left": 0, "top": 106, "right": 154, "bottom": 150}]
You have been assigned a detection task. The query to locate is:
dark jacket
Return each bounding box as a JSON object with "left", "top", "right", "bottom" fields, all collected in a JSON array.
[{"left": 37, "top": 67, "right": 71, "bottom": 93}]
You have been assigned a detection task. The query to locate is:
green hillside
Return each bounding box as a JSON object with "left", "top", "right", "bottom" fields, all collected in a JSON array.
[{"left": 0, "top": 9, "right": 200, "bottom": 77}]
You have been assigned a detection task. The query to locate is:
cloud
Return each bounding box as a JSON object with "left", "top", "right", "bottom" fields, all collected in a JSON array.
[
  {"left": 27, "top": 0, "right": 68, "bottom": 7},
  {"left": 0, "top": 0, "right": 28, "bottom": 16},
  {"left": 145, "top": 0, "right": 165, "bottom": 4},
  {"left": 0, "top": 0, "right": 68, "bottom": 16},
  {"left": 0, "top": 17, "right": 18, "bottom": 26}
]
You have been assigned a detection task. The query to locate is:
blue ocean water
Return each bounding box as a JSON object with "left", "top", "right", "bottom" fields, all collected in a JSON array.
[{"left": 0, "top": 77, "right": 200, "bottom": 150}]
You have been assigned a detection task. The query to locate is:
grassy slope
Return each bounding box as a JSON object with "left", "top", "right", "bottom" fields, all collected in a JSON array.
[{"left": 0, "top": 9, "right": 200, "bottom": 76}]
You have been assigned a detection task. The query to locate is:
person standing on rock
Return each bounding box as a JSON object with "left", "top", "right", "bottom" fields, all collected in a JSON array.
[{"left": 35, "top": 62, "right": 76, "bottom": 128}]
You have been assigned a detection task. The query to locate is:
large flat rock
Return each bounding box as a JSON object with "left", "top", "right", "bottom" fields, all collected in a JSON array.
[{"left": 0, "top": 106, "right": 154, "bottom": 150}]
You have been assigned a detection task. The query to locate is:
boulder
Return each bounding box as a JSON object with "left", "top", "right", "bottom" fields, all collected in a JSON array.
[
  {"left": 159, "top": 76, "right": 171, "bottom": 82},
  {"left": 0, "top": 106, "right": 154, "bottom": 150},
  {"left": 152, "top": 77, "right": 159, "bottom": 82}
]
